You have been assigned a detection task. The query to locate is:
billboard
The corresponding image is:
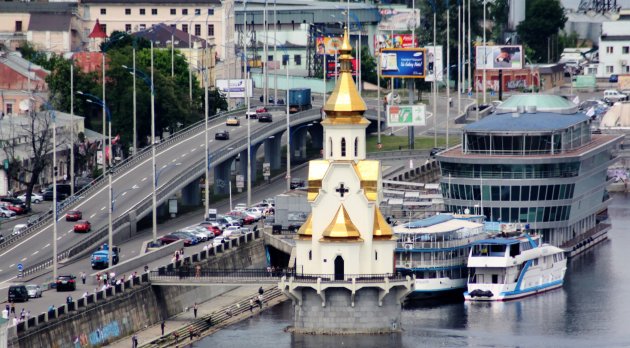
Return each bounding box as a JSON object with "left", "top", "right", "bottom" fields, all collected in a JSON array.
[
  {"left": 476, "top": 45, "right": 523, "bottom": 70},
  {"left": 374, "top": 34, "right": 416, "bottom": 52},
  {"left": 387, "top": 105, "right": 426, "bottom": 127},
  {"left": 424, "top": 45, "right": 443, "bottom": 82},
  {"left": 316, "top": 36, "right": 343, "bottom": 55},
  {"left": 216, "top": 79, "right": 253, "bottom": 98},
  {"left": 380, "top": 48, "right": 426, "bottom": 78},
  {"left": 378, "top": 8, "right": 420, "bottom": 31},
  {"left": 326, "top": 55, "right": 357, "bottom": 79}
]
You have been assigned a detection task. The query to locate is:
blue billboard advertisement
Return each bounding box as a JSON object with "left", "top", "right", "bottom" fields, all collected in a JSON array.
[{"left": 379, "top": 48, "right": 426, "bottom": 78}]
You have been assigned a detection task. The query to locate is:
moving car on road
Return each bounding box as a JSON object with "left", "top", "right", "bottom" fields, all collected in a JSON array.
[
  {"left": 66, "top": 210, "right": 82, "bottom": 221},
  {"left": 226, "top": 116, "right": 240, "bottom": 126},
  {"left": 215, "top": 130, "right": 230, "bottom": 140},
  {"left": 26, "top": 284, "right": 42, "bottom": 298},
  {"left": 8, "top": 285, "right": 29, "bottom": 302},
  {"left": 245, "top": 111, "right": 257, "bottom": 119},
  {"left": 56, "top": 275, "right": 77, "bottom": 291},
  {"left": 12, "top": 224, "right": 28, "bottom": 236},
  {"left": 257, "top": 112, "right": 273, "bottom": 123},
  {"left": 74, "top": 220, "right": 91, "bottom": 233},
  {"left": 91, "top": 245, "right": 120, "bottom": 269}
]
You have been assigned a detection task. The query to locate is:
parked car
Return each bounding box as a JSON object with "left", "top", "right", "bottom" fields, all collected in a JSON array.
[
  {"left": 159, "top": 233, "right": 192, "bottom": 247},
  {"left": 17, "top": 193, "right": 43, "bottom": 204},
  {"left": 66, "top": 210, "right": 82, "bottom": 221},
  {"left": 223, "top": 226, "right": 241, "bottom": 237},
  {"left": 0, "top": 234, "right": 4, "bottom": 244},
  {"left": 180, "top": 227, "right": 210, "bottom": 241},
  {"left": 603, "top": 89, "right": 628, "bottom": 103},
  {"left": 55, "top": 275, "right": 77, "bottom": 291},
  {"left": 8, "top": 285, "right": 29, "bottom": 302},
  {"left": 245, "top": 207, "right": 264, "bottom": 221},
  {"left": 12, "top": 224, "right": 28, "bottom": 236},
  {"left": 609, "top": 74, "right": 619, "bottom": 83},
  {"left": 25, "top": 284, "right": 42, "bottom": 298},
  {"left": 226, "top": 116, "right": 240, "bottom": 126},
  {"left": 198, "top": 222, "right": 222, "bottom": 236},
  {"left": 245, "top": 111, "right": 257, "bottom": 119},
  {"left": 212, "top": 236, "right": 227, "bottom": 247},
  {"left": 73, "top": 220, "right": 91, "bottom": 233},
  {"left": 215, "top": 130, "right": 230, "bottom": 140},
  {"left": 0, "top": 197, "right": 28, "bottom": 212},
  {"left": 0, "top": 206, "right": 16, "bottom": 218},
  {"left": 172, "top": 231, "right": 200, "bottom": 245},
  {"left": 42, "top": 184, "right": 71, "bottom": 201},
  {"left": 429, "top": 147, "right": 446, "bottom": 159},
  {"left": 234, "top": 203, "right": 247, "bottom": 212},
  {"left": 257, "top": 112, "right": 273, "bottom": 123},
  {"left": 3, "top": 204, "right": 26, "bottom": 215}
]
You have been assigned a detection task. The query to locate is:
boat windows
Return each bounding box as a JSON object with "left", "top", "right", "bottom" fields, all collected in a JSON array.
[
  {"left": 509, "top": 244, "right": 519, "bottom": 257},
  {"left": 492, "top": 274, "right": 499, "bottom": 284},
  {"left": 533, "top": 258, "right": 538, "bottom": 266}
]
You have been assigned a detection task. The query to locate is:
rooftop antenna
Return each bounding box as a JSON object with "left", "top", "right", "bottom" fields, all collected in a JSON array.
[{"left": 347, "top": 0, "right": 350, "bottom": 32}]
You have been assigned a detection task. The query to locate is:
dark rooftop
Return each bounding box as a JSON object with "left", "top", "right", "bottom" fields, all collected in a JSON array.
[
  {"left": 131, "top": 23, "right": 211, "bottom": 49},
  {"left": 28, "top": 14, "right": 72, "bottom": 32},
  {"left": 464, "top": 112, "right": 589, "bottom": 133}
]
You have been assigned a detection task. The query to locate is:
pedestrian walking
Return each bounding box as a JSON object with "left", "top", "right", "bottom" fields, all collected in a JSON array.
[
  {"left": 258, "top": 286, "right": 264, "bottom": 295},
  {"left": 175, "top": 250, "right": 180, "bottom": 263},
  {"left": 81, "top": 271, "right": 86, "bottom": 284},
  {"left": 188, "top": 327, "right": 194, "bottom": 341},
  {"left": 193, "top": 303, "right": 198, "bottom": 318},
  {"left": 258, "top": 294, "right": 264, "bottom": 309},
  {"left": 160, "top": 320, "right": 165, "bottom": 336},
  {"left": 250, "top": 298, "right": 255, "bottom": 312},
  {"left": 96, "top": 273, "right": 101, "bottom": 287},
  {"left": 195, "top": 264, "right": 201, "bottom": 278},
  {"left": 10, "top": 302, "right": 15, "bottom": 315},
  {"left": 131, "top": 334, "right": 138, "bottom": 348}
]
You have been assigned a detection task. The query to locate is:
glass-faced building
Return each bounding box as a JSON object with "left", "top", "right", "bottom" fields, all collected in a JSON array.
[{"left": 436, "top": 96, "right": 622, "bottom": 250}]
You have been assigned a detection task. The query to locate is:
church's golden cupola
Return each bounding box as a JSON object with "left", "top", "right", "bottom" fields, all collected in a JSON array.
[{"left": 322, "top": 27, "right": 368, "bottom": 125}]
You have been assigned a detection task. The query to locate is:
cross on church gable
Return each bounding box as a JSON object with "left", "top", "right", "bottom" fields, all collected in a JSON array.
[{"left": 335, "top": 183, "right": 349, "bottom": 197}]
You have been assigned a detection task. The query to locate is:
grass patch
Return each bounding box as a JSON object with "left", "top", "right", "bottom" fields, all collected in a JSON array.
[{"left": 366, "top": 135, "right": 460, "bottom": 152}]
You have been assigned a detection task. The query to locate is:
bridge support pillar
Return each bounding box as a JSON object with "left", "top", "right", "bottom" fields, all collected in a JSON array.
[
  {"left": 292, "top": 128, "right": 308, "bottom": 162},
  {"left": 309, "top": 124, "right": 323, "bottom": 151},
  {"left": 181, "top": 178, "right": 201, "bottom": 206},
  {"left": 264, "top": 135, "right": 282, "bottom": 170},
  {"left": 128, "top": 211, "right": 137, "bottom": 237},
  {"left": 213, "top": 159, "right": 232, "bottom": 196},
  {"left": 239, "top": 143, "right": 262, "bottom": 183}
]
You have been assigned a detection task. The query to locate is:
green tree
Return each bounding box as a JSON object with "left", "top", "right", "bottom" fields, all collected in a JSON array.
[
  {"left": 517, "top": 0, "right": 567, "bottom": 62},
  {"left": 489, "top": 0, "right": 509, "bottom": 43}
]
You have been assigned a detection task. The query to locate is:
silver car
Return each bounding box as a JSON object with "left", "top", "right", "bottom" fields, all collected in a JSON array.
[{"left": 25, "top": 284, "right": 42, "bottom": 298}]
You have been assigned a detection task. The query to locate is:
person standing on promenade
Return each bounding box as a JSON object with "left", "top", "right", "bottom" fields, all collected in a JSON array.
[
  {"left": 81, "top": 271, "right": 86, "bottom": 284},
  {"left": 131, "top": 334, "right": 138, "bottom": 348},
  {"left": 160, "top": 320, "right": 165, "bottom": 336},
  {"left": 193, "top": 303, "right": 198, "bottom": 318}
]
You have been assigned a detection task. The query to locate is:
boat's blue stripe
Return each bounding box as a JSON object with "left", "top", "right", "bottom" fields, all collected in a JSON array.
[
  {"left": 524, "top": 234, "right": 538, "bottom": 248},
  {"left": 499, "top": 279, "right": 563, "bottom": 297},
  {"left": 514, "top": 260, "right": 532, "bottom": 292},
  {"left": 397, "top": 265, "right": 467, "bottom": 272}
]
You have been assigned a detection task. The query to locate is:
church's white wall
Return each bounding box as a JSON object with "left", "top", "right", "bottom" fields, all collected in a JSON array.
[{"left": 323, "top": 125, "right": 367, "bottom": 161}]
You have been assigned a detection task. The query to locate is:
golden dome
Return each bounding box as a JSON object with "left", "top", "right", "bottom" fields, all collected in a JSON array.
[
  {"left": 322, "top": 27, "right": 367, "bottom": 122},
  {"left": 297, "top": 214, "right": 313, "bottom": 239},
  {"left": 321, "top": 204, "right": 362, "bottom": 240},
  {"left": 372, "top": 207, "right": 394, "bottom": 240}
]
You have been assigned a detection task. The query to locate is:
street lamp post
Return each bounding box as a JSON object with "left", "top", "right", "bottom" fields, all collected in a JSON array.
[
  {"left": 483, "top": 0, "right": 487, "bottom": 104},
  {"left": 285, "top": 60, "right": 290, "bottom": 192},
  {"left": 70, "top": 63, "right": 75, "bottom": 196}
]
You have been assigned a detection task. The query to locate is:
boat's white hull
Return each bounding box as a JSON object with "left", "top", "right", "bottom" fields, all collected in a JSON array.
[
  {"left": 464, "top": 279, "right": 564, "bottom": 301},
  {"left": 408, "top": 277, "right": 467, "bottom": 299}
]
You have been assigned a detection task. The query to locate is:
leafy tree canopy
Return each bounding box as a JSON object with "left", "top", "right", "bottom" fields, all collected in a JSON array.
[{"left": 517, "top": 0, "right": 568, "bottom": 62}]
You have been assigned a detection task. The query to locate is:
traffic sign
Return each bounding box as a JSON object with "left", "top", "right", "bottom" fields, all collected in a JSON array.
[{"left": 17, "top": 263, "right": 23, "bottom": 272}]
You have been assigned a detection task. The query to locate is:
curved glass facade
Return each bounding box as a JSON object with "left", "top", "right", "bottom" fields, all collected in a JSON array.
[{"left": 440, "top": 162, "right": 580, "bottom": 179}]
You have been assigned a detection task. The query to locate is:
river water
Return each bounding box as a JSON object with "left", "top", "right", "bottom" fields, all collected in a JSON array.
[{"left": 198, "top": 194, "right": 630, "bottom": 348}]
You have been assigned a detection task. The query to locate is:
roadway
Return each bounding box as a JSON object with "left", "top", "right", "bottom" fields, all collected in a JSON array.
[
  {"left": 0, "top": 108, "right": 290, "bottom": 286},
  {"left": 2, "top": 165, "right": 308, "bottom": 316}
]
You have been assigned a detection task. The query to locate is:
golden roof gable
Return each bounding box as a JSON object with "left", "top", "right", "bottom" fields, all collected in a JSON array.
[
  {"left": 321, "top": 204, "right": 362, "bottom": 240},
  {"left": 297, "top": 214, "right": 313, "bottom": 239},
  {"left": 373, "top": 207, "right": 394, "bottom": 240}
]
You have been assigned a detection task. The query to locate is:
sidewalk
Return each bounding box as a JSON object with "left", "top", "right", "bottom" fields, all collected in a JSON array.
[{"left": 108, "top": 285, "right": 261, "bottom": 348}]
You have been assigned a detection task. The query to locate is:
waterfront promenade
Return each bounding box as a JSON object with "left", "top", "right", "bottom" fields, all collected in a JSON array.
[{"left": 108, "top": 285, "right": 285, "bottom": 348}]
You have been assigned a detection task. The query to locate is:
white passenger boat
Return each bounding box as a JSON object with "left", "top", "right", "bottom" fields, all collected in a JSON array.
[
  {"left": 464, "top": 233, "right": 567, "bottom": 301},
  {"left": 394, "top": 214, "right": 487, "bottom": 299}
]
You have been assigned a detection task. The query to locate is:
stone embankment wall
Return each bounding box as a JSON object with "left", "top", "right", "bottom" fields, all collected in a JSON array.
[{"left": 10, "top": 239, "right": 266, "bottom": 348}]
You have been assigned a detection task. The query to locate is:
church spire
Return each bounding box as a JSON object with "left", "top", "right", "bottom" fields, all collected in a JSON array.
[{"left": 322, "top": 27, "right": 367, "bottom": 121}]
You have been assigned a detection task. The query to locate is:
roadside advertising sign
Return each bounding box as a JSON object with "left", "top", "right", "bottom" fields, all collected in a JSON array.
[
  {"left": 316, "top": 37, "right": 343, "bottom": 55},
  {"left": 374, "top": 34, "right": 416, "bottom": 52},
  {"left": 377, "top": 8, "right": 420, "bottom": 31},
  {"left": 475, "top": 45, "right": 523, "bottom": 70},
  {"left": 387, "top": 104, "right": 427, "bottom": 127},
  {"left": 216, "top": 79, "right": 253, "bottom": 98},
  {"left": 236, "top": 175, "right": 244, "bottom": 189},
  {"left": 380, "top": 48, "right": 426, "bottom": 78},
  {"left": 326, "top": 55, "right": 357, "bottom": 79},
  {"left": 424, "top": 45, "right": 443, "bottom": 82}
]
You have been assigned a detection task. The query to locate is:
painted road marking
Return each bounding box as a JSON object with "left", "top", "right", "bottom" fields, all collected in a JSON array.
[
  {"left": 32, "top": 251, "right": 38, "bottom": 255},
  {"left": 122, "top": 192, "right": 127, "bottom": 196},
  {"left": 142, "top": 177, "right": 147, "bottom": 182},
  {"left": 90, "top": 214, "right": 96, "bottom": 218},
  {"left": 20, "top": 258, "right": 26, "bottom": 262},
  {"left": 9, "top": 264, "right": 14, "bottom": 268},
  {"left": 57, "top": 236, "right": 63, "bottom": 240},
  {"left": 101, "top": 206, "right": 106, "bottom": 211},
  {"left": 44, "top": 244, "right": 50, "bottom": 248}
]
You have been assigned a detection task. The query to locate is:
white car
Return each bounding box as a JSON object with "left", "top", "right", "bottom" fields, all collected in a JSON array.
[
  {"left": 212, "top": 236, "right": 226, "bottom": 247},
  {"left": 17, "top": 193, "right": 43, "bottom": 204},
  {"left": 234, "top": 203, "right": 247, "bottom": 212},
  {"left": 0, "top": 206, "right": 16, "bottom": 218},
  {"left": 12, "top": 224, "right": 28, "bottom": 236},
  {"left": 245, "top": 207, "right": 264, "bottom": 220},
  {"left": 603, "top": 89, "right": 628, "bottom": 102},
  {"left": 223, "top": 226, "right": 241, "bottom": 237}
]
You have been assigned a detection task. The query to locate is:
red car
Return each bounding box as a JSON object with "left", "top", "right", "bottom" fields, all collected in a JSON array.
[
  {"left": 255, "top": 106, "right": 267, "bottom": 113},
  {"left": 199, "top": 222, "right": 222, "bottom": 236},
  {"left": 4, "top": 204, "right": 26, "bottom": 215},
  {"left": 74, "top": 220, "right": 91, "bottom": 233},
  {"left": 66, "top": 210, "right": 82, "bottom": 221},
  {"left": 159, "top": 233, "right": 192, "bottom": 246}
]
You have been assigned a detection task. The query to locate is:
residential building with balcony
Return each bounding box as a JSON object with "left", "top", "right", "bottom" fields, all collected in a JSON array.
[
  {"left": 436, "top": 94, "right": 622, "bottom": 256},
  {"left": 0, "top": 50, "right": 49, "bottom": 117}
]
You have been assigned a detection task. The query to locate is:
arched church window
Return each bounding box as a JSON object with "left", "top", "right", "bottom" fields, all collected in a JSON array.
[
  {"left": 375, "top": 250, "right": 378, "bottom": 260},
  {"left": 341, "top": 138, "right": 346, "bottom": 157},
  {"left": 329, "top": 137, "right": 333, "bottom": 156},
  {"left": 354, "top": 137, "right": 358, "bottom": 157},
  {"left": 308, "top": 250, "right": 312, "bottom": 260}
]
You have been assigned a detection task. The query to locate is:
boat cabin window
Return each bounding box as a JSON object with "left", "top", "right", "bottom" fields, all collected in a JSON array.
[
  {"left": 510, "top": 244, "right": 519, "bottom": 257},
  {"left": 492, "top": 274, "right": 499, "bottom": 284},
  {"left": 472, "top": 244, "right": 507, "bottom": 256}
]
